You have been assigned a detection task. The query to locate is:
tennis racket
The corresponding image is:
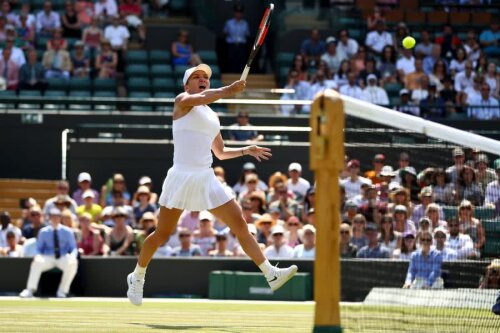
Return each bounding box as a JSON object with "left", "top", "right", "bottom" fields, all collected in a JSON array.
[{"left": 240, "top": 3, "right": 274, "bottom": 81}]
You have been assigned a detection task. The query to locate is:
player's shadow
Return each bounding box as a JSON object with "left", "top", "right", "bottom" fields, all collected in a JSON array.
[{"left": 130, "top": 323, "right": 240, "bottom": 332}]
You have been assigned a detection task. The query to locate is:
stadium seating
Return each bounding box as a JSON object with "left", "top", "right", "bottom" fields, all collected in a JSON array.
[
  {"left": 125, "top": 50, "right": 149, "bottom": 65},
  {"left": 149, "top": 50, "right": 171, "bottom": 65},
  {"left": 127, "top": 77, "right": 151, "bottom": 93},
  {"left": 150, "top": 65, "right": 174, "bottom": 79},
  {"left": 93, "top": 78, "right": 117, "bottom": 93},
  {"left": 129, "top": 92, "right": 153, "bottom": 111}
]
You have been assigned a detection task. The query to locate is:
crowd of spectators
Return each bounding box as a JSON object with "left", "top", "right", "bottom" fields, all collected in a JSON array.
[
  {"left": 280, "top": 12, "right": 500, "bottom": 120},
  {"left": 1, "top": 146, "right": 499, "bottom": 269},
  {"left": 0, "top": 0, "right": 150, "bottom": 92}
]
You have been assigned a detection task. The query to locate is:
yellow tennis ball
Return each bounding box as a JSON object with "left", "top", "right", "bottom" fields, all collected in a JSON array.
[{"left": 402, "top": 36, "right": 416, "bottom": 49}]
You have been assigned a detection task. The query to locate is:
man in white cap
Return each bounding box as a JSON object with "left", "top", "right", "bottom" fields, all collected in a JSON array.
[
  {"left": 362, "top": 74, "right": 389, "bottom": 106},
  {"left": 446, "top": 147, "right": 465, "bottom": 183},
  {"left": 19, "top": 207, "right": 78, "bottom": 298},
  {"left": 264, "top": 225, "right": 293, "bottom": 259},
  {"left": 287, "top": 162, "right": 311, "bottom": 200},
  {"left": 72, "top": 172, "right": 99, "bottom": 206}
]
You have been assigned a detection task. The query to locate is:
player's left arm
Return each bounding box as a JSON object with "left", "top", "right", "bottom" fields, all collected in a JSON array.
[{"left": 211, "top": 133, "right": 272, "bottom": 161}]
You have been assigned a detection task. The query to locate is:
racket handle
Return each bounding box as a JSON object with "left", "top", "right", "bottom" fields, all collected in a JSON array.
[{"left": 240, "top": 66, "right": 250, "bottom": 81}]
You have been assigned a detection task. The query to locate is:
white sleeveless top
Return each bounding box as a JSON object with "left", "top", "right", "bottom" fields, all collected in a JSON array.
[{"left": 172, "top": 105, "right": 220, "bottom": 169}]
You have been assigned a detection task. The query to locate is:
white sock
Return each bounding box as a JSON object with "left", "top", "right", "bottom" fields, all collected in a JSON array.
[
  {"left": 258, "top": 260, "right": 274, "bottom": 277},
  {"left": 133, "top": 264, "right": 147, "bottom": 279}
]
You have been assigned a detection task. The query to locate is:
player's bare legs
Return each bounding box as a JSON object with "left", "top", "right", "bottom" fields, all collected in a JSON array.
[
  {"left": 210, "top": 199, "right": 297, "bottom": 291},
  {"left": 127, "top": 206, "right": 183, "bottom": 305}
]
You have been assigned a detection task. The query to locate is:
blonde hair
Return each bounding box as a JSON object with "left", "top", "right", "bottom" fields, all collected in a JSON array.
[{"left": 268, "top": 172, "right": 288, "bottom": 189}]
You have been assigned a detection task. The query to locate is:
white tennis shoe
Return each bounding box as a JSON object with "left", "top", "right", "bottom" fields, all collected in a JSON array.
[
  {"left": 19, "top": 289, "right": 34, "bottom": 298},
  {"left": 127, "top": 272, "right": 144, "bottom": 306},
  {"left": 266, "top": 265, "right": 298, "bottom": 291}
]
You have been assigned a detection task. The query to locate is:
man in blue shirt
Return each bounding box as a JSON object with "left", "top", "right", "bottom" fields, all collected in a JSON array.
[
  {"left": 479, "top": 22, "right": 500, "bottom": 57},
  {"left": 403, "top": 230, "right": 443, "bottom": 289},
  {"left": 223, "top": 4, "right": 250, "bottom": 73},
  {"left": 356, "top": 223, "right": 390, "bottom": 259},
  {"left": 19, "top": 207, "right": 78, "bottom": 298}
]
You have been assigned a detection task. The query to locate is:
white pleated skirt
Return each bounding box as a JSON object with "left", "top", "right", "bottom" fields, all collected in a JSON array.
[{"left": 158, "top": 165, "right": 234, "bottom": 211}]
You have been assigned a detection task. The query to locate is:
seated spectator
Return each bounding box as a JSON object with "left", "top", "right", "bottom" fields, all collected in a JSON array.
[
  {"left": 339, "top": 71, "right": 363, "bottom": 100},
  {"left": 170, "top": 29, "right": 201, "bottom": 67},
  {"left": 171, "top": 227, "right": 202, "bottom": 257},
  {"left": 425, "top": 203, "right": 448, "bottom": 231},
  {"left": 72, "top": 172, "right": 100, "bottom": 206},
  {"left": 378, "top": 45, "right": 398, "bottom": 85},
  {"left": 415, "top": 29, "right": 434, "bottom": 58},
  {"left": 309, "top": 68, "right": 337, "bottom": 97},
  {"left": 475, "top": 154, "right": 498, "bottom": 193},
  {"left": 341, "top": 159, "right": 372, "bottom": 200},
  {"left": 95, "top": 0, "right": 118, "bottom": 26},
  {"left": 0, "top": 1, "right": 16, "bottom": 26},
  {"left": 268, "top": 181, "right": 300, "bottom": 221},
  {"left": 358, "top": 57, "right": 380, "bottom": 88},
  {"left": 105, "top": 207, "right": 133, "bottom": 256},
  {"left": 388, "top": 186, "right": 413, "bottom": 216},
  {"left": 449, "top": 47, "right": 467, "bottom": 76},
  {"left": 255, "top": 213, "right": 275, "bottom": 246},
  {"left": 264, "top": 225, "right": 293, "bottom": 258},
  {"left": 61, "top": 1, "right": 81, "bottom": 39},
  {"left": 377, "top": 166, "right": 399, "bottom": 202},
  {"left": 484, "top": 62, "right": 499, "bottom": 98},
  {"left": 357, "top": 223, "right": 390, "bottom": 258},
  {"left": 178, "top": 210, "right": 199, "bottom": 233},
  {"left": 457, "top": 200, "right": 485, "bottom": 257},
  {"left": 0, "top": 231, "right": 24, "bottom": 257},
  {"left": 71, "top": 41, "right": 90, "bottom": 78},
  {"left": 366, "top": 6, "right": 385, "bottom": 31},
  {"left": 36, "top": 1, "right": 61, "bottom": 37},
  {"left": 77, "top": 212, "right": 103, "bottom": 255},
  {"left": 410, "top": 75, "right": 429, "bottom": 104},
  {"left": 132, "top": 185, "right": 156, "bottom": 222},
  {"left": 133, "top": 176, "right": 158, "bottom": 205},
  {"left": 18, "top": 48, "right": 47, "bottom": 91},
  {"left": 16, "top": 14, "right": 35, "bottom": 49},
  {"left": 14, "top": 3, "right": 36, "bottom": 29},
  {"left": 76, "top": 190, "right": 102, "bottom": 223},
  {"left": 22, "top": 206, "right": 47, "bottom": 239},
  {"left": 393, "top": 22, "right": 410, "bottom": 54},
  {"left": 337, "top": 29, "right": 358, "bottom": 59},
  {"left": 134, "top": 211, "right": 157, "bottom": 253},
  {"left": 75, "top": 0, "right": 94, "bottom": 27},
  {"left": 379, "top": 214, "right": 401, "bottom": 254},
  {"left": 446, "top": 147, "right": 465, "bottom": 184},
  {"left": 301, "top": 28, "right": 326, "bottom": 68},
  {"left": 227, "top": 111, "right": 262, "bottom": 142},
  {"left": 208, "top": 231, "right": 233, "bottom": 257},
  {"left": 237, "top": 174, "right": 266, "bottom": 204},
  {"left": 192, "top": 211, "right": 216, "bottom": 256},
  {"left": 463, "top": 30, "right": 481, "bottom": 63},
  {"left": 395, "top": 89, "right": 420, "bottom": 116},
  {"left": 119, "top": 0, "right": 146, "bottom": 43},
  {"left": 393, "top": 205, "right": 416, "bottom": 233},
  {"left": 43, "top": 181, "right": 78, "bottom": 217},
  {"left": 42, "top": 43, "right": 71, "bottom": 80},
  {"left": 424, "top": 45, "right": 445, "bottom": 80},
  {"left": 420, "top": 83, "right": 446, "bottom": 118},
  {"left": 0, "top": 47, "right": 18, "bottom": 90},
  {"left": 351, "top": 214, "right": 368, "bottom": 249},
  {"left": 283, "top": 215, "right": 301, "bottom": 248},
  {"left": 432, "top": 227, "right": 456, "bottom": 260},
  {"left": 392, "top": 230, "right": 417, "bottom": 260},
  {"left": 479, "top": 259, "right": 500, "bottom": 289},
  {"left": 485, "top": 162, "right": 500, "bottom": 212},
  {"left": 479, "top": 22, "right": 500, "bottom": 57},
  {"left": 293, "top": 224, "right": 315, "bottom": 259},
  {"left": 467, "top": 83, "right": 500, "bottom": 120},
  {"left": 81, "top": 17, "right": 103, "bottom": 54},
  {"left": 404, "top": 58, "right": 427, "bottom": 91},
  {"left": 234, "top": 224, "right": 265, "bottom": 257},
  {"left": 446, "top": 217, "right": 475, "bottom": 259},
  {"left": 435, "top": 24, "right": 461, "bottom": 58},
  {"left": 19, "top": 208, "right": 78, "bottom": 298},
  {"left": 440, "top": 76, "right": 457, "bottom": 106},
  {"left": 464, "top": 74, "right": 483, "bottom": 106},
  {"left": 350, "top": 46, "right": 367, "bottom": 76},
  {"left": 100, "top": 173, "right": 131, "bottom": 207},
  {"left": 400, "top": 166, "right": 420, "bottom": 202},
  {"left": 333, "top": 59, "right": 350, "bottom": 88},
  {"left": 280, "top": 69, "right": 311, "bottom": 115},
  {"left": 455, "top": 61, "right": 475, "bottom": 105},
  {"left": 403, "top": 230, "right": 443, "bottom": 289},
  {"left": 61, "top": 209, "right": 79, "bottom": 239},
  {"left": 362, "top": 74, "right": 389, "bottom": 106},
  {"left": 396, "top": 48, "right": 415, "bottom": 80},
  {"left": 0, "top": 211, "right": 22, "bottom": 248},
  {"left": 287, "top": 162, "right": 311, "bottom": 201},
  {"left": 456, "top": 166, "right": 484, "bottom": 206},
  {"left": 340, "top": 223, "right": 357, "bottom": 258},
  {"left": 3, "top": 35, "right": 27, "bottom": 67},
  {"left": 365, "top": 20, "right": 393, "bottom": 56},
  {"left": 104, "top": 16, "right": 130, "bottom": 51},
  {"left": 0, "top": 16, "right": 6, "bottom": 44},
  {"left": 321, "top": 36, "right": 345, "bottom": 75},
  {"left": 342, "top": 199, "right": 358, "bottom": 225},
  {"left": 232, "top": 162, "right": 268, "bottom": 196}
]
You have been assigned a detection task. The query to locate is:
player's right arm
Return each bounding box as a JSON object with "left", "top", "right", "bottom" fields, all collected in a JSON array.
[{"left": 175, "top": 80, "right": 246, "bottom": 108}]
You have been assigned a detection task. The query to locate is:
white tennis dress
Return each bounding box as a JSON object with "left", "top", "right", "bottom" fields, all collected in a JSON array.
[{"left": 158, "top": 105, "right": 234, "bottom": 211}]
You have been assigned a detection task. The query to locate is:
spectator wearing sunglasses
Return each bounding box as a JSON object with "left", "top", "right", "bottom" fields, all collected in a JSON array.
[
  {"left": 403, "top": 230, "right": 443, "bottom": 289},
  {"left": 171, "top": 228, "right": 202, "bottom": 257},
  {"left": 432, "top": 227, "right": 457, "bottom": 261},
  {"left": 264, "top": 225, "right": 293, "bottom": 259},
  {"left": 340, "top": 223, "right": 358, "bottom": 258}
]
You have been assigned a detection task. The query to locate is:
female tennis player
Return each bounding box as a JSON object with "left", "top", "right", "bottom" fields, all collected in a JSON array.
[{"left": 127, "top": 64, "right": 298, "bottom": 305}]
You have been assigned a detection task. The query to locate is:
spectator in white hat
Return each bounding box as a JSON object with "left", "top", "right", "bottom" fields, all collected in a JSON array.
[
  {"left": 264, "top": 225, "right": 293, "bottom": 259},
  {"left": 321, "top": 36, "right": 346, "bottom": 74},
  {"left": 287, "top": 162, "right": 311, "bottom": 201},
  {"left": 76, "top": 190, "right": 103, "bottom": 223},
  {"left": 362, "top": 74, "right": 389, "bottom": 106},
  {"left": 132, "top": 176, "right": 158, "bottom": 206},
  {"left": 193, "top": 211, "right": 217, "bottom": 256},
  {"left": 293, "top": 224, "right": 316, "bottom": 259},
  {"left": 72, "top": 172, "right": 100, "bottom": 206},
  {"left": 132, "top": 185, "right": 157, "bottom": 222}
]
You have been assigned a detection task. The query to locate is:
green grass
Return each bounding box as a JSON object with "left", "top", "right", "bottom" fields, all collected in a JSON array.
[{"left": 0, "top": 299, "right": 498, "bottom": 332}]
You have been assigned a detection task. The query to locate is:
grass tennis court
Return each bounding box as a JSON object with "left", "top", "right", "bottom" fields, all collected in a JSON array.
[{"left": 0, "top": 298, "right": 498, "bottom": 332}]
